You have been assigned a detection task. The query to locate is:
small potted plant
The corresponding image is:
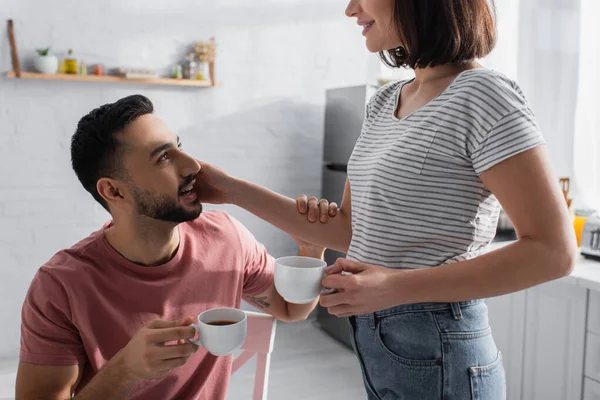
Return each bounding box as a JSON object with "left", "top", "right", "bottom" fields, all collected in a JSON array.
[{"left": 33, "top": 47, "right": 59, "bottom": 74}]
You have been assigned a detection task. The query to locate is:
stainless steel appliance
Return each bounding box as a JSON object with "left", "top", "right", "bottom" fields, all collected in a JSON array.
[
  {"left": 495, "top": 208, "right": 517, "bottom": 242},
  {"left": 317, "top": 85, "right": 375, "bottom": 348},
  {"left": 581, "top": 212, "right": 600, "bottom": 260}
]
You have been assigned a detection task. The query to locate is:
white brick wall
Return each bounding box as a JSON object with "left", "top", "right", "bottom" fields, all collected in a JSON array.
[{"left": 0, "top": 0, "right": 380, "bottom": 358}]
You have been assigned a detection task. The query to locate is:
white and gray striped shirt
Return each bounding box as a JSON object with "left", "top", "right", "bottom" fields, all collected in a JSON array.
[{"left": 347, "top": 68, "right": 544, "bottom": 269}]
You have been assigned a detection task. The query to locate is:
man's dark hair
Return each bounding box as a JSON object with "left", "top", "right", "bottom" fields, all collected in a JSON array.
[
  {"left": 381, "top": 0, "right": 497, "bottom": 69},
  {"left": 71, "top": 95, "right": 154, "bottom": 211}
]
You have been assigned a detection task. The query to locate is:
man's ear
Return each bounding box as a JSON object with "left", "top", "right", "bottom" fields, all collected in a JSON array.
[{"left": 97, "top": 178, "right": 129, "bottom": 209}]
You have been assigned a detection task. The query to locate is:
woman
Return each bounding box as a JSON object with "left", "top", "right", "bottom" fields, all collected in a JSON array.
[{"left": 195, "top": 0, "right": 577, "bottom": 398}]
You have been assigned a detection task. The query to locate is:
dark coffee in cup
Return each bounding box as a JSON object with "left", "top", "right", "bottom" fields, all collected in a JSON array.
[
  {"left": 189, "top": 308, "right": 247, "bottom": 356},
  {"left": 207, "top": 320, "right": 236, "bottom": 326}
]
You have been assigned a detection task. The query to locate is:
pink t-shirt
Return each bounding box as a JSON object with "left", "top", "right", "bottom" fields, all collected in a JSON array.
[{"left": 20, "top": 211, "right": 274, "bottom": 399}]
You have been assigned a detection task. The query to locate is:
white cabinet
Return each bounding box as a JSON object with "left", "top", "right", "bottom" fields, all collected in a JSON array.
[
  {"left": 486, "top": 291, "right": 527, "bottom": 400},
  {"left": 584, "top": 378, "right": 600, "bottom": 400},
  {"left": 521, "top": 280, "right": 588, "bottom": 400},
  {"left": 583, "top": 378, "right": 600, "bottom": 400}
]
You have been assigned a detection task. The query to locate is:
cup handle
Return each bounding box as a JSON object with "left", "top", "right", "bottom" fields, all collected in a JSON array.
[
  {"left": 187, "top": 324, "right": 202, "bottom": 346},
  {"left": 321, "top": 287, "right": 336, "bottom": 295},
  {"left": 321, "top": 270, "right": 353, "bottom": 295}
]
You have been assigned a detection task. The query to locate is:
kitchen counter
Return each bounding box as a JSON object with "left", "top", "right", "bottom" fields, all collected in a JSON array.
[{"left": 487, "top": 240, "right": 600, "bottom": 291}]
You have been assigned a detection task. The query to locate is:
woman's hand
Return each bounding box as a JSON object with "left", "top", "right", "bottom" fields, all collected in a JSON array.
[
  {"left": 292, "top": 198, "right": 340, "bottom": 258},
  {"left": 296, "top": 195, "right": 338, "bottom": 223},
  {"left": 320, "top": 259, "right": 400, "bottom": 317},
  {"left": 193, "top": 161, "right": 237, "bottom": 204}
]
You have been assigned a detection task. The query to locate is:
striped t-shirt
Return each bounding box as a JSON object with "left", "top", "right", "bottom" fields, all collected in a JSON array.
[{"left": 346, "top": 68, "right": 544, "bottom": 269}]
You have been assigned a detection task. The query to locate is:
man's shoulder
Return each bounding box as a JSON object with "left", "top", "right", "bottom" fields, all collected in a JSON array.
[{"left": 39, "top": 225, "right": 106, "bottom": 280}]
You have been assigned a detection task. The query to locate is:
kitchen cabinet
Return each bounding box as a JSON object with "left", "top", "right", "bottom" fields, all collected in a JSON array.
[
  {"left": 488, "top": 280, "right": 588, "bottom": 400},
  {"left": 486, "top": 291, "right": 526, "bottom": 400},
  {"left": 584, "top": 378, "right": 600, "bottom": 400},
  {"left": 521, "top": 280, "right": 587, "bottom": 400}
]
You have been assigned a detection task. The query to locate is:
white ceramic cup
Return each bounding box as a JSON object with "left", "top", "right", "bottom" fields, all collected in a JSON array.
[
  {"left": 188, "top": 308, "right": 247, "bottom": 356},
  {"left": 274, "top": 256, "right": 329, "bottom": 304}
]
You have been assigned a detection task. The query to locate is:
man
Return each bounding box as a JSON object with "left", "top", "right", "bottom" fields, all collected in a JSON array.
[{"left": 15, "top": 95, "right": 324, "bottom": 399}]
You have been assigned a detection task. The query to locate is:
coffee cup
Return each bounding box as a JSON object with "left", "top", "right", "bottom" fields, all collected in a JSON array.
[
  {"left": 188, "top": 307, "right": 247, "bottom": 356},
  {"left": 274, "top": 256, "right": 329, "bottom": 304}
]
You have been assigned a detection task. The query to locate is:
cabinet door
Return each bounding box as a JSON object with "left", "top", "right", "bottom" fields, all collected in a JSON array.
[
  {"left": 486, "top": 291, "right": 527, "bottom": 400},
  {"left": 584, "top": 378, "right": 600, "bottom": 400},
  {"left": 521, "top": 281, "right": 587, "bottom": 400}
]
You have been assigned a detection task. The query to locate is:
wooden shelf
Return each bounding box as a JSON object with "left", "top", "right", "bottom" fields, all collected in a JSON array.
[{"left": 5, "top": 71, "right": 218, "bottom": 87}]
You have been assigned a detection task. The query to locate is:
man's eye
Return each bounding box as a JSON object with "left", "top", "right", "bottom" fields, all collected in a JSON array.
[{"left": 159, "top": 152, "right": 169, "bottom": 162}]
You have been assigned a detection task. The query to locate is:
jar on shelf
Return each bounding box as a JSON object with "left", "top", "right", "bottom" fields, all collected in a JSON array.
[
  {"left": 64, "top": 49, "right": 78, "bottom": 74},
  {"left": 182, "top": 53, "right": 198, "bottom": 80},
  {"left": 197, "top": 61, "right": 209, "bottom": 81}
]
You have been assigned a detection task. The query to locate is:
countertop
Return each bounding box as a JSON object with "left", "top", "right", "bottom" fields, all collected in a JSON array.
[{"left": 487, "top": 240, "right": 600, "bottom": 292}]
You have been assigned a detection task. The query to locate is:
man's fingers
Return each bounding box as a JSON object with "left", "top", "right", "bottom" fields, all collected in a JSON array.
[
  {"left": 177, "top": 317, "right": 195, "bottom": 326},
  {"left": 155, "top": 342, "right": 198, "bottom": 360},
  {"left": 149, "top": 326, "right": 196, "bottom": 344},
  {"left": 157, "top": 355, "right": 191, "bottom": 372},
  {"left": 146, "top": 319, "right": 180, "bottom": 329}
]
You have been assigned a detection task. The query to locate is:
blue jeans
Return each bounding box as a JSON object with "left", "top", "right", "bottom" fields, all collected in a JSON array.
[{"left": 348, "top": 299, "right": 506, "bottom": 400}]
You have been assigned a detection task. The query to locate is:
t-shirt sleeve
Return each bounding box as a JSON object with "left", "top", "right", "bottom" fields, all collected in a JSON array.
[
  {"left": 227, "top": 216, "right": 275, "bottom": 296},
  {"left": 20, "top": 268, "right": 86, "bottom": 365},
  {"left": 470, "top": 106, "right": 545, "bottom": 175}
]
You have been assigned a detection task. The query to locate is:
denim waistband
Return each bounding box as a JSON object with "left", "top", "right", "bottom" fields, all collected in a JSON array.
[{"left": 354, "top": 299, "right": 484, "bottom": 319}]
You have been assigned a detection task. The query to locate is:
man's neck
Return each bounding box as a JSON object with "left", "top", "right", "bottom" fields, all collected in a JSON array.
[{"left": 104, "top": 218, "right": 181, "bottom": 266}]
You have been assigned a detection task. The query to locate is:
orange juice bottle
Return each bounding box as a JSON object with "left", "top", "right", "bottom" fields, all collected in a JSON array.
[{"left": 574, "top": 209, "right": 595, "bottom": 247}]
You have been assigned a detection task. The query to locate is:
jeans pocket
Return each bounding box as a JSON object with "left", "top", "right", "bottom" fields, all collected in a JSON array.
[
  {"left": 375, "top": 312, "right": 441, "bottom": 367},
  {"left": 469, "top": 351, "right": 506, "bottom": 400}
]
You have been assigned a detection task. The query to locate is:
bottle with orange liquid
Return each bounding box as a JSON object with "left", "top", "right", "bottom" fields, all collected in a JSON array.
[{"left": 574, "top": 209, "right": 596, "bottom": 247}]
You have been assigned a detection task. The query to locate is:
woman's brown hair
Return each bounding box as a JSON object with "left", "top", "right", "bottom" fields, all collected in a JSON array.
[{"left": 381, "top": 0, "right": 497, "bottom": 69}]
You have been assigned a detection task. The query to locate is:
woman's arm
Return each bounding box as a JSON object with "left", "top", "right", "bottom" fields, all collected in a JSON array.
[
  {"left": 194, "top": 162, "right": 353, "bottom": 253},
  {"left": 319, "top": 146, "right": 578, "bottom": 316},
  {"left": 404, "top": 145, "right": 577, "bottom": 299}
]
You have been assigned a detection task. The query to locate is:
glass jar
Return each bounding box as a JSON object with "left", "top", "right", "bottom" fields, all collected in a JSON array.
[
  {"left": 197, "top": 61, "right": 209, "bottom": 80},
  {"left": 182, "top": 53, "right": 198, "bottom": 80}
]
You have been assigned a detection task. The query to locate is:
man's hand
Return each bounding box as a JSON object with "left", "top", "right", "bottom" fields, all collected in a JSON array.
[
  {"left": 118, "top": 318, "right": 198, "bottom": 381},
  {"left": 320, "top": 259, "right": 399, "bottom": 317},
  {"left": 296, "top": 195, "right": 338, "bottom": 223}
]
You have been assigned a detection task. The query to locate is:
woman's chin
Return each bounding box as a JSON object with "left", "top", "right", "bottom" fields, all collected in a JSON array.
[{"left": 365, "top": 40, "right": 384, "bottom": 53}]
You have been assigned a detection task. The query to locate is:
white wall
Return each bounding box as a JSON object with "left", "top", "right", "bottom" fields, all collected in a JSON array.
[{"left": 0, "top": 0, "right": 375, "bottom": 359}]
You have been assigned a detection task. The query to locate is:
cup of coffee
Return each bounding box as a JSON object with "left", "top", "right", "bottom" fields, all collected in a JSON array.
[
  {"left": 274, "top": 256, "right": 329, "bottom": 304},
  {"left": 188, "top": 307, "right": 247, "bottom": 356}
]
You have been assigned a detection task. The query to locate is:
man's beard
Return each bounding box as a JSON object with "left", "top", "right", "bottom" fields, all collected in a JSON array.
[{"left": 130, "top": 184, "right": 202, "bottom": 223}]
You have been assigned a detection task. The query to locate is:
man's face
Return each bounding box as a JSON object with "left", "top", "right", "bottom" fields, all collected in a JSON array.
[{"left": 118, "top": 114, "right": 202, "bottom": 223}]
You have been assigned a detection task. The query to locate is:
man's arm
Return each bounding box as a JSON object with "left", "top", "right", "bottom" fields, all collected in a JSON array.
[
  {"left": 16, "top": 319, "right": 198, "bottom": 400},
  {"left": 243, "top": 243, "right": 325, "bottom": 322},
  {"left": 16, "top": 362, "right": 82, "bottom": 400}
]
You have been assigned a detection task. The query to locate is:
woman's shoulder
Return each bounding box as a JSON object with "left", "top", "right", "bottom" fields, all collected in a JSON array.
[
  {"left": 366, "top": 79, "right": 408, "bottom": 116},
  {"left": 452, "top": 68, "right": 530, "bottom": 111},
  {"left": 371, "top": 79, "right": 406, "bottom": 101}
]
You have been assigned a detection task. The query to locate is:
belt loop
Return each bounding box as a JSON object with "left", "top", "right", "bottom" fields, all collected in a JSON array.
[
  {"left": 369, "top": 313, "right": 376, "bottom": 329},
  {"left": 451, "top": 302, "right": 463, "bottom": 320}
]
